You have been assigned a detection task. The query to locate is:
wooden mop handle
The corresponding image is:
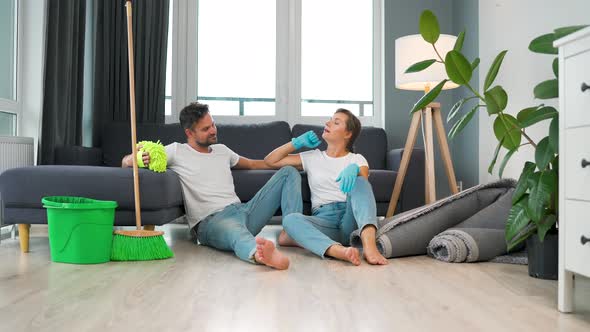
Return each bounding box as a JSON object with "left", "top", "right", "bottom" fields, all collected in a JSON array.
[{"left": 125, "top": 0, "right": 142, "bottom": 230}]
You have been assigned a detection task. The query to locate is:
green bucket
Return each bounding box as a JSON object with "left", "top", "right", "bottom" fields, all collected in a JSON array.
[{"left": 42, "top": 196, "right": 118, "bottom": 264}]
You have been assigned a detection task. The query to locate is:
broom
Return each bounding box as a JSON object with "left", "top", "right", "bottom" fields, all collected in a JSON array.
[{"left": 111, "top": 0, "right": 174, "bottom": 261}]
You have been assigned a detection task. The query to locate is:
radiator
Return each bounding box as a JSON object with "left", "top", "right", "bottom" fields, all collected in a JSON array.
[{"left": 0, "top": 136, "right": 34, "bottom": 173}]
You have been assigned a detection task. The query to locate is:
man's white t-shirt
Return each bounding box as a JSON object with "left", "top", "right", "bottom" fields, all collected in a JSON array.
[
  {"left": 165, "top": 143, "right": 241, "bottom": 228},
  {"left": 300, "top": 149, "right": 369, "bottom": 210}
]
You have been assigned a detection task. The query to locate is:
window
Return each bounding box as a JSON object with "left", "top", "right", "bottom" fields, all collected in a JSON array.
[
  {"left": 301, "top": 0, "right": 373, "bottom": 117},
  {"left": 0, "top": 111, "right": 16, "bottom": 136},
  {"left": 0, "top": 0, "right": 17, "bottom": 101},
  {"left": 165, "top": 0, "right": 173, "bottom": 117},
  {"left": 197, "top": 0, "right": 276, "bottom": 116},
  {"left": 169, "top": 0, "right": 382, "bottom": 126},
  {"left": 0, "top": 0, "right": 19, "bottom": 136}
]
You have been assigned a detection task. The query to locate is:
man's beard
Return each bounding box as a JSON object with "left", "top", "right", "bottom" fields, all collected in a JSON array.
[{"left": 196, "top": 135, "right": 217, "bottom": 147}]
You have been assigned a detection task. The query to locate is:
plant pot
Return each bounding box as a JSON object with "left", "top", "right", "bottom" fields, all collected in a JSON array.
[{"left": 526, "top": 233, "right": 558, "bottom": 280}]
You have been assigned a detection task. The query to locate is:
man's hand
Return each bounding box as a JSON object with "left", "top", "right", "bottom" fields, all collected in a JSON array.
[
  {"left": 291, "top": 131, "right": 321, "bottom": 150},
  {"left": 122, "top": 145, "right": 150, "bottom": 168}
]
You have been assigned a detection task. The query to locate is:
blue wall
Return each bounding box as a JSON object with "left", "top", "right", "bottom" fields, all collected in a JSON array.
[{"left": 384, "top": 0, "right": 479, "bottom": 198}]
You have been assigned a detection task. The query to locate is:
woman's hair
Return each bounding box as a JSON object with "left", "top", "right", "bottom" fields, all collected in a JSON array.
[
  {"left": 180, "top": 102, "right": 210, "bottom": 130},
  {"left": 335, "top": 108, "right": 361, "bottom": 152}
]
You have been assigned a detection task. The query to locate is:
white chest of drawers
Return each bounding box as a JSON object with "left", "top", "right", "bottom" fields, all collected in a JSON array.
[{"left": 556, "top": 26, "right": 590, "bottom": 313}]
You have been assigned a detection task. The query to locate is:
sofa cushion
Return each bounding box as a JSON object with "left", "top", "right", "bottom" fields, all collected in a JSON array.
[
  {"left": 0, "top": 166, "right": 183, "bottom": 211},
  {"left": 216, "top": 121, "right": 292, "bottom": 159},
  {"left": 291, "top": 124, "right": 387, "bottom": 169},
  {"left": 101, "top": 121, "right": 292, "bottom": 167}
]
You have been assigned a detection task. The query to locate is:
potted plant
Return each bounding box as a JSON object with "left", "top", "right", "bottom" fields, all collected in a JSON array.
[{"left": 406, "top": 10, "right": 587, "bottom": 279}]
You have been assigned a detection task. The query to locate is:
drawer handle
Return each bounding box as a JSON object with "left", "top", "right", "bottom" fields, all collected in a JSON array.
[
  {"left": 582, "top": 159, "right": 590, "bottom": 168},
  {"left": 582, "top": 236, "right": 590, "bottom": 245},
  {"left": 583, "top": 82, "right": 590, "bottom": 92}
]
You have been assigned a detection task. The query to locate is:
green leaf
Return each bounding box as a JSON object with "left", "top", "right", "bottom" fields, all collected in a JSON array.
[
  {"left": 507, "top": 223, "right": 537, "bottom": 252},
  {"left": 454, "top": 30, "right": 465, "bottom": 51},
  {"left": 410, "top": 79, "right": 448, "bottom": 114},
  {"left": 549, "top": 117, "right": 559, "bottom": 154},
  {"left": 499, "top": 148, "right": 517, "bottom": 179},
  {"left": 535, "top": 137, "right": 555, "bottom": 170},
  {"left": 484, "top": 50, "right": 508, "bottom": 91},
  {"left": 419, "top": 10, "right": 440, "bottom": 44},
  {"left": 554, "top": 25, "right": 588, "bottom": 39},
  {"left": 537, "top": 214, "right": 557, "bottom": 242},
  {"left": 471, "top": 57, "right": 480, "bottom": 71},
  {"left": 552, "top": 58, "right": 558, "bottom": 78},
  {"left": 512, "top": 161, "right": 536, "bottom": 204},
  {"left": 485, "top": 86, "right": 508, "bottom": 114},
  {"left": 445, "top": 50, "right": 473, "bottom": 85},
  {"left": 527, "top": 170, "right": 558, "bottom": 222},
  {"left": 448, "top": 106, "right": 477, "bottom": 139},
  {"left": 534, "top": 79, "right": 558, "bottom": 99},
  {"left": 516, "top": 105, "right": 541, "bottom": 124},
  {"left": 505, "top": 195, "right": 532, "bottom": 245},
  {"left": 493, "top": 114, "right": 521, "bottom": 150},
  {"left": 488, "top": 138, "right": 505, "bottom": 175},
  {"left": 405, "top": 59, "right": 437, "bottom": 73},
  {"left": 517, "top": 106, "right": 558, "bottom": 128},
  {"left": 529, "top": 33, "right": 558, "bottom": 54},
  {"left": 447, "top": 98, "right": 466, "bottom": 123}
]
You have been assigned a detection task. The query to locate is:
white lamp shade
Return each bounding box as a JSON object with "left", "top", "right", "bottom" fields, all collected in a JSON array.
[{"left": 395, "top": 34, "right": 459, "bottom": 91}]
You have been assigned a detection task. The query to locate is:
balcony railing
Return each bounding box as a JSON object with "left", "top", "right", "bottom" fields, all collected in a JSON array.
[{"left": 165, "top": 96, "right": 373, "bottom": 116}]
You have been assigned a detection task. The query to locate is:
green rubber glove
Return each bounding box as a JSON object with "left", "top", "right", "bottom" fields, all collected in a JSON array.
[
  {"left": 291, "top": 130, "right": 321, "bottom": 150},
  {"left": 335, "top": 163, "right": 360, "bottom": 193}
]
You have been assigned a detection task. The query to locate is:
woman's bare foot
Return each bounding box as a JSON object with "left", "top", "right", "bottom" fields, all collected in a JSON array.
[
  {"left": 278, "top": 230, "right": 301, "bottom": 247},
  {"left": 325, "top": 244, "right": 361, "bottom": 266},
  {"left": 360, "top": 225, "right": 388, "bottom": 265},
  {"left": 254, "top": 237, "right": 290, "bottom": 270},
  {"left": 363, "top": 248, "right": 388, "bottom": 265}
]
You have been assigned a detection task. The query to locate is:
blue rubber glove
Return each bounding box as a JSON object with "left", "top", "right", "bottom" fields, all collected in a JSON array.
[
  {"left": 336, "top": 163, "right": 360, "bottom": 193},
  {"left": 291, "top": 130, "right": 321, "bottom": 150}
]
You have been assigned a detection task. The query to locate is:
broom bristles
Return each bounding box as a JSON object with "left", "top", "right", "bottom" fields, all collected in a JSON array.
[{"left": 111, "top": 230, "right": 174, "bottom": 261}]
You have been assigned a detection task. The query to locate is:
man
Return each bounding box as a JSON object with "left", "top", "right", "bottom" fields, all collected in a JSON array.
[{"left": 122, "top": 102, "right": 301, "bottom": 269}]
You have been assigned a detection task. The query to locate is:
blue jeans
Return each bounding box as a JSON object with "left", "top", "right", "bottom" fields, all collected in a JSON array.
[
  {"left": 195, "top": 166, "right": 302, "bottom": 263},
  {"left": 282, "top": 177, "right": 377, "bottom": 258}
]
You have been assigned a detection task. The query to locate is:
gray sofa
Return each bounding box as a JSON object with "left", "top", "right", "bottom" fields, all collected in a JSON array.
[{"left": 0, "top": 121, "right": 424, "bottom": 250}]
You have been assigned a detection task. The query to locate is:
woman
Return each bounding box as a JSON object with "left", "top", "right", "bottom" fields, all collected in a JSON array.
[{"left": 264, "top": 109, "right": 388, "bottom": 265}]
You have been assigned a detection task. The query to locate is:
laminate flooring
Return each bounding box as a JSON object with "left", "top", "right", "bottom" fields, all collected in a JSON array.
[{"left": 1, "top": 224, "right": 589, "bottom": 332}]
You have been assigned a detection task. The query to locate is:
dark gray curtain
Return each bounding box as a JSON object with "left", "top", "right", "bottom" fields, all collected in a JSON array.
[
  {"left": 92, "top": 0, "right": 169, "bottom": 147},
  {"left": 40, "top": 0, "right": 87, "bottom": 165}
]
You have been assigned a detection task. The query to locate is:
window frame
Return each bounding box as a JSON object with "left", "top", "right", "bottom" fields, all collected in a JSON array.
[
  {"left": 0, "top": 0, "right": 21, "bottom": 135},
  {"left": 167, "top": 0, "right": 383, "bottom": 128}
]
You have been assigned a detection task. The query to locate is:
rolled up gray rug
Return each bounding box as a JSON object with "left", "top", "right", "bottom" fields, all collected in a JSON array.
[
  {"left": 350, "top": 179, "right": 516, "bottom": 262},
  {"left": 427, "top": 187, "right": 514, "bottom": 262}
]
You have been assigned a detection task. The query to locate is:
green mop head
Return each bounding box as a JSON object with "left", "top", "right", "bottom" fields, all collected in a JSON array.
[
  {"left": 136, "top": 140, "right": 167, "bottom": 172},
  {"left": 111, "top": 229, "right": 174, "bottom": 261}
]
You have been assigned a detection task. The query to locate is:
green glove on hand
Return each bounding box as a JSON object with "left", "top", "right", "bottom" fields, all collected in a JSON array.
[
  {"left": 335, "top": 163, "right": 360, "bottom": 193},
  {"left": 136, "top": 140, "right": 167, "bottom": 173},
  {"left": 291, "top": 130, "right": 321, "bottom": 150}
]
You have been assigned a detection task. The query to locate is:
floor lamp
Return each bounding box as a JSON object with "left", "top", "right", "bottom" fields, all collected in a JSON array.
[{"left": 386, "top": 34, "right": 460, "bottom": 218}]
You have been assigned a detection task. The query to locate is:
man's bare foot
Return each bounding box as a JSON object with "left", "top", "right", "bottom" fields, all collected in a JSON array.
[
  {"left": 325, "top": 244, "right": 361, "bottom": 266},
  {"left": 363, "top": 248, "right": 388, "bottom": 265},
  {"left": 254, "top": 237, "right": 290, "bottom": 270},
  {"left": 278, "top": 230, "right": 301, "bottom": 247}
]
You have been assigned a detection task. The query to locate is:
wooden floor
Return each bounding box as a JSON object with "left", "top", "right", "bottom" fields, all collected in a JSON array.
[{"left": 1, "top": 224, "right": 590, "bottom": 332}]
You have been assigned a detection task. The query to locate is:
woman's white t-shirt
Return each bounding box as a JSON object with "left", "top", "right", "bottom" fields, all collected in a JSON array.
[{"left": 300, "top": 149, "right": 368, "bottom": 209}]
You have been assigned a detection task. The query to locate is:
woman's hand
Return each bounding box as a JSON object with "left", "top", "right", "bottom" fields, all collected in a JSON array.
[
  {"left": 291, "top": 131, "right": 321, "bottom": 150},
  {"left": 336, "top": 163, "right": 360, "bottom": 193}
]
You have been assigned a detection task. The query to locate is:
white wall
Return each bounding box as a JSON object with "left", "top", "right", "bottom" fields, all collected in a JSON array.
[
  {"left": 478, "top": 0, "right": 589, "bottom": 183},
  {"left": 18, "top": 0, "right": 47, "bottom": 165}
]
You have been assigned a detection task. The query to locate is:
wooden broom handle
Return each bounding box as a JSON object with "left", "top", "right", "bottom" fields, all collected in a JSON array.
[{"left": 126, "top": 0, "right": 142, "bottom": 230}]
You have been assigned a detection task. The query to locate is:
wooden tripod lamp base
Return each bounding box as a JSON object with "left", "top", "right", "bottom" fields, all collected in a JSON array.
[{"left": 386, "top": 102, "right": 459, "bottom": 218}]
